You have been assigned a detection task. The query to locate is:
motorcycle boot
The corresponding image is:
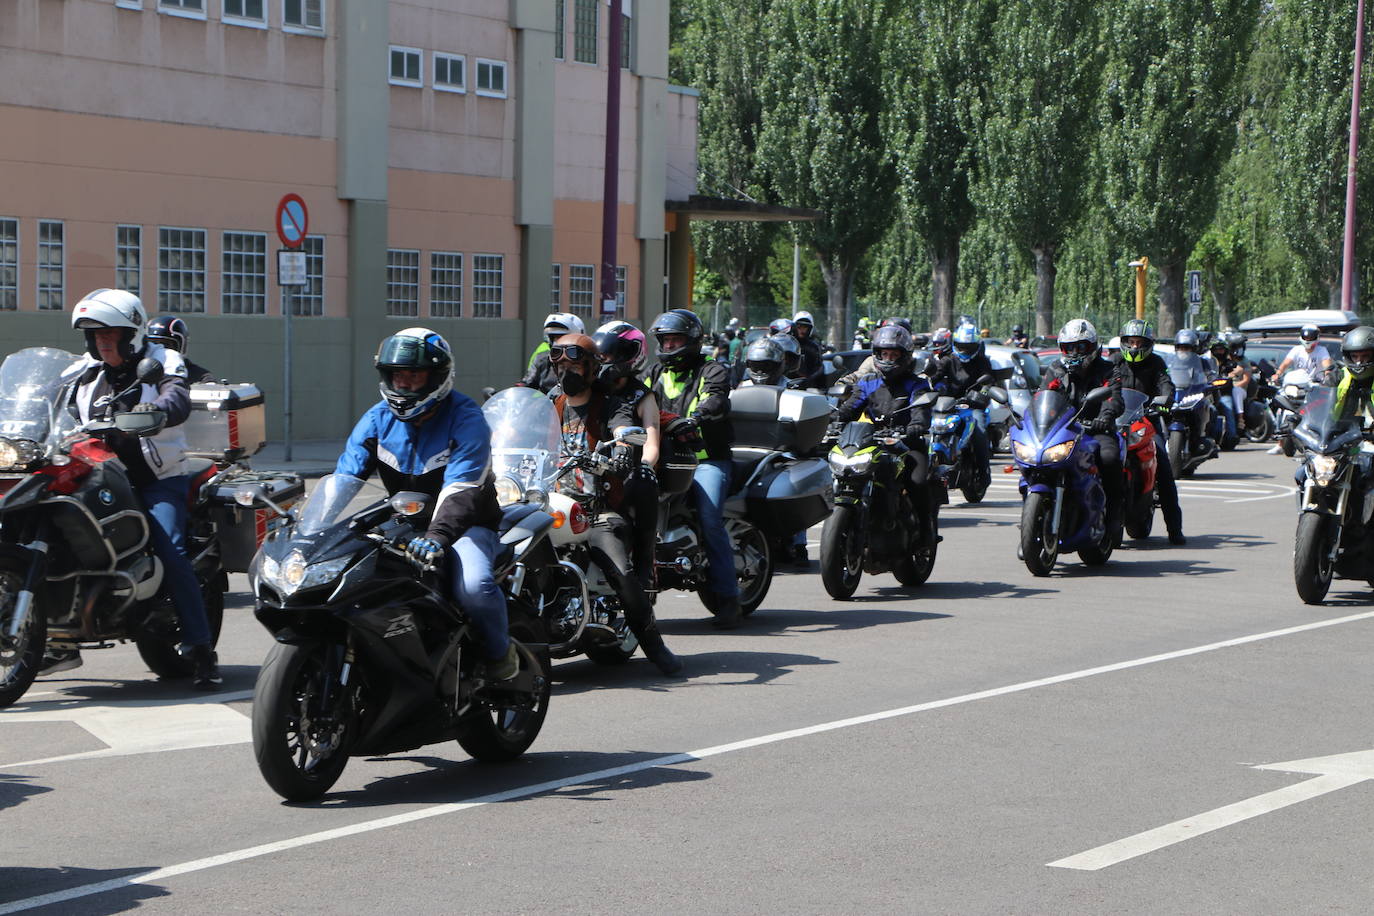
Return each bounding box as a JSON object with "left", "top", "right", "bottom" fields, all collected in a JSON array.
[
  {"left": 191, "top": 645, "right": 222, "bottom": 690},
  {"left": 635, "top": 618, "right": 684, "bottom": 676},
  {"left": 711, "top": 596, "right": 742, "bottom": 630},
  {"left": 39, "top": 649, "right": 83, "bottom": 675}
]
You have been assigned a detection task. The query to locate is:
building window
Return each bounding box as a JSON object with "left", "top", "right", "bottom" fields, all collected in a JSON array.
[
  {"left": 116, "top": 0, "right": 143, "bottom": 10},
  {"left": 223, "top": 0, "right": 265, "bottom": 26},
  {"left": 159, "top": 0, "right": 205, "bottom": 18},
  {"left": 569, "top": 263, "right": 595, "bottom": 320},
  {"left": 430, "top": 252, "right": 463, "bottom": 318},
  {"left": 472, "top": 255, "right": 504, "bottom": 319},
  {"left": 221, "top": 231, "right": 267, "bottom": 315},
  {"left": 550, "top": 263, "right": 561, "bottom": 311},
  {"left": 292, "top": 235, "right": 325, "bottom": 316},
  {"left": 621, "top": 11, "right": 633, "bottom": 69},
  {"left": 554, "top": 0, "right": 565, "bottom": 60},
  {"left": 476, "top": 59, "right": 507, "bottom": 98},
  {"left": 434, "top": 53, "right": 465, "bottom": 93},
  {"left": 116, "top": 225, "right": 142, "bottom": 298},
  {"left": 158, "top": 227, "right": 207, "bottom": 314},
  {"left": 389, "top": 46, "right": 422, "bottom": 87},
  {"left": 37, "top": 221, "right": 65, "bottom": 312},
  {"left": 574, "top": 0, "right": 598, "bottom": 64},
  {"left": 283, "top": 0, "right": 324, "bottom": 32},
  {"left": 386, "top": 249, "right": 420, "bottom": 317},
  {"left": 614, "top": 265, "right": 628, "bottom": 317},
  {"left": 0, "top": 219, "right": 18, "bottom": 311}
]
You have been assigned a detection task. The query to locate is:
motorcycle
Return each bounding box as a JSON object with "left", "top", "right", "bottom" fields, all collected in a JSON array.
[
  {"left": 1209, "top": 377, "right": 1241, "bottom": 451},
  {"left": 819, "top": 391, "right": 942, "bottom": 599},
  {"left": 1165, "top": 379, "right": 1218, "bottom": 478},
  {"left": 1243, "top": 372, "right": 1277, "bottom": 443},
  {"left": 0, "top": 347, "right": 262, "bottom": 708},
  {"left": 244, "top": 473, "right": 552, "bottom": 801},
  {"left": 1274, "top": 368, "right": 1314, "bottom": 457},
  {"left": 1009, "top": 387, "right": 1119, "bottom": 576},
  {"left": 1118, "top": 389, "right": 1162, "bottom": 541},
  {"left": 928, "top": 392, "right": 994, "bottom": 504},
  {"left": 1286, "top": 386, "right": 1374, "bottom": 604}
]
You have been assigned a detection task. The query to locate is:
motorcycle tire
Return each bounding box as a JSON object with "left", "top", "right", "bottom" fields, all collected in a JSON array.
[
  {"left": 252, "top": 641, "right": 354, "bottom": 802},
  {"left": 1244, "top": 411, "right": 1272, "bottom": 443},
  {"left": 729, "top": 519, "right": 774, "bottom": 616},
  {"left": 1281, "top": 436, "right": 1296, "bottom": 458},
  {"left": 0, "top": 548, "right": 46, "bottom": 709},
  {"left": 583, "top": 567, "right": 644, "bottom": 666},
  {"left": 1078, "top": 515, "right": 1117, "bottom": 567},
  {"left": 1125, "top": 495, "right": 1155, "bottom": 540},
  {"left": 960, "top": 460, "right": 989, "bottom": 505},
  {"left": 136, "top": 582, "right": 225, "bottom": 679},
  {"left": 1167, "top": 430, "right": 1188, "bottom": 479},
  {"left": 893, "top": 509, "right": 938, "bottom": 586},
  {"left": 1020, "top": 491, "right": 1059, "bottom": 577},
  {"left": 456, "top": 606, "right": 551, "bottom": 762},
  {"left": 820, "top": 505, "right": 865, "bottom": 599},
  {"left": 1293, "top": 512, "right": 1336, "bottom": 605}
]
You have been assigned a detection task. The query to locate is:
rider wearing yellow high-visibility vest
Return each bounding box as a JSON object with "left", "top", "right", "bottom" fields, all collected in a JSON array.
[
  {"left": 647, "top": 309, "right": 742, "bottom": 629},
  {"left": 1327, "top": 327, "right": 1374, "bottom": 424}
]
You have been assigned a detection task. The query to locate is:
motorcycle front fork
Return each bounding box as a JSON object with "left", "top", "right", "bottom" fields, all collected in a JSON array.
[{"left": 5, "top": 540, "right": 49, "bottom": 640}]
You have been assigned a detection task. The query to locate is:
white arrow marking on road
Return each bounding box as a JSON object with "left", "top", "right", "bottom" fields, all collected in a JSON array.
[
  {"left": 1048, "top": 748, "right": 1374, "bottom": 870},
  {"left": 0, "top": 691, "right": 252, "bottom": 769}
]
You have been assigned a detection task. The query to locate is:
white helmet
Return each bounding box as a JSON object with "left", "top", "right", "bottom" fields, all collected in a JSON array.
[
  {"left": 792, "top": 310, "right": 815, "bottom": 328},
  {"left": 1058, "top": 318, "right": 1100, "bottom": 372},
  {"left": 544, "top": 312, "right": 585, "bottom": 343},
  {"left": 72, "top": 288, "right": 148, "bottom": 362}
]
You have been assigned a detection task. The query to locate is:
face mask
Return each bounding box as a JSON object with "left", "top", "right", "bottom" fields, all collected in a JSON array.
[{"left": 559, "top": 370, "right": 589, "bottom": 396}]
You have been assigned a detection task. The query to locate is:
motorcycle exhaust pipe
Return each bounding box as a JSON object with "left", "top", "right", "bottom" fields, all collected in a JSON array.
[{"left": 6, "top": 541, "right": 48, "bottom": 640}]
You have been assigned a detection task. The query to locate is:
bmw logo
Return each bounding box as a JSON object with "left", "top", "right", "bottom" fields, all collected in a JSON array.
[{"left": 97, "top": 489, "right": 115, "bottom": 506}]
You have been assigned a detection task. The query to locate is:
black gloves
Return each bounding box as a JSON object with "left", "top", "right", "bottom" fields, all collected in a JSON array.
[
  {"left": 665, "top": 416, "right": 699, "bottom": 438},
  {"left": 1083, "top": 417, "right": 1110, "bottom": 434},
  {"left": 637, "top": 463, "right": 659, "bottom": 488},
  {"left": 606, "top": 446, "right": 636, "bottom": 478}
]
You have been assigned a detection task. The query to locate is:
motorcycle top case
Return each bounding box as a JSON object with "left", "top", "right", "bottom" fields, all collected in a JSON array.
[
  {"left": 183, "top": 383, "right": 267, "bottom": 462},
  {"left": 206, "top": 471, "right": 305, "bottom": 573},
  {"left": 729, "top": 386, "right": 831, "bottom": 454}
]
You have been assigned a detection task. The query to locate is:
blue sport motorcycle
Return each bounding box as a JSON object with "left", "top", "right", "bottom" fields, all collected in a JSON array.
[
  {"left": 1009, "top": 388, "right": 1119, "bottom": 576},
  {"left": 929, "top": 393, "right": 993, "bottom": 504}
]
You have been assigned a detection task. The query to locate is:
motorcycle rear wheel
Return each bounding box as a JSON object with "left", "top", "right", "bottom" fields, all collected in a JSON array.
[
  {"left": 820, "top": 505, "right": 864, "bottom": 599},
  {"left": 136, "top": 583, "right": 225, "bottom": 679},
  {"left": 252, "top": 641, "right": 354, "bottom": 801},
  {"left": 731, "top": 519, "right": 774, "bottom": 616},
  {"left": 893, "top": 507, "right": 938, "bottom": 586},
  {"left": 0, "top": 550, "right": 45, "bottom": 709},
  {"left": 1293, "top": 512, "right": 1336, "bottom": 605},
  {"left": 456, "top": 610, "right": 551, "bottom": 762},
  {"left": 1244, "top": 411, "right": 1273, "bottom": 443},
  {"left": 1020, "top": 491, "right": 1058, "bottom": 577}
]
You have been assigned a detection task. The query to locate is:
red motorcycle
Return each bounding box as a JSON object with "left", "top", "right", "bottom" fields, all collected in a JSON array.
[{"left": 1118, "top": 389, "right": 1161, "bottom": 540}]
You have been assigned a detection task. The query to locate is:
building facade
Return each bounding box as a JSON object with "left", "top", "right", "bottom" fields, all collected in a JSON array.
[{"left": 0, "top": 0, "right": 698, "bottom": 437}]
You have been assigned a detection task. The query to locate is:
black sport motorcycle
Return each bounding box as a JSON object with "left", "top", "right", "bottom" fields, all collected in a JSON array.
[{"left": 245, "top": 473, "right": 552, "bottom": 801}]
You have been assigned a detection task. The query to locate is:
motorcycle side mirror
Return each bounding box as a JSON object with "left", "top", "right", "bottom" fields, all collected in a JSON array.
[
  {"left": 136, "top": 358, "right": 165, "bottom": 385},
  {"left": 612, "top": 426, "right": 648, "bottom": 447},
  {"left": 235, "top": 484, "right": 295, "bottom": 521},
  {"left": 113, "top": 409, "right": 166, "bottom": 437},
  {"left": 1082, "top": 386, "right": 1112, "bottom": 406},
  {"left": 987, "top": 387, "right": 1009, "bottom": 405},
  {"left": 390, "top": 491, "right": 430, "bottom": 517},
  {"left": 912, "top": 391, "right": 939, "bottom": 407},
  {"left": 1151, "top": 395, "right": 1170, "bottom": 408}
]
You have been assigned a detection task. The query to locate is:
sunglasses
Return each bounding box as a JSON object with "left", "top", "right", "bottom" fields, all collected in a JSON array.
[{"left": 549, "top": 344, "right": 589, "bottom": 363}]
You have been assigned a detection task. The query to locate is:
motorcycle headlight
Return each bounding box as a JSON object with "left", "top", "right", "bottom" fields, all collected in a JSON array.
[
  {"left": 262, "top": 550, "right": 349, "bottom": 596},
  {"left": 1284, "top": 385, "right": 1303, "bottom": 399},
  {"left": 1012, "top": 440, "right": 1037, "bottom": 463},
  {"left": 1042, "top": 441, "right": 1075, "bottom": 464},
  {"left": 494, "top": 475, "right": 523, "bottom": 507},
  {"left": 523, "top": 485, "right": 549, "bottom": 510},
  {"left": 828, "top": 451, "right": 873, "bottom": 475},
  {"left": 1128, "top": 425, "right": 1149, "bottom": 445},
  {"left": 0, "top": 438, "right": 41, "bottom": 471},
  {"left": 1310, "top": 455, "right": 1341, "bottom": 486},
  {"left": 932, "top": 416, "right": 958, "bottom": 432}
]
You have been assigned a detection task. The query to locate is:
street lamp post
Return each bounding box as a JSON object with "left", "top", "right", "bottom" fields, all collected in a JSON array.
[{"left": 1342, "top": 0, "right": 1367, "bottom": 312}]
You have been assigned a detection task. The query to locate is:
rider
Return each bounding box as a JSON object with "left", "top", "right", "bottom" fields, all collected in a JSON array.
[
  {"left": 338, "top": 329, "right": 517, "bottom": 681},
  {"left": 647, "top": 309, "right": 742, "bottom": 629},
  {"left": 1172, "top": 328, "right": 1217, "bottom": 458},
  {"left": 1273, "top": 324, "right": 1334, "bottom": 383},
  {"left": 740, "top": 337, "right": 789, "bottom": 388},
  {"left": 929, "top": 327, "right": 953, "bottom": 362},
  {"left": 549, "top": 332, "right": 683, "bottom": 676},
  {"left": 520, "top": 313, "right": 586, "bottom": 394},
  {"left": 1112, "top": 320, "right": 1186, "bottom": 545},
  {"left": 929, "top": 323, "right": 996, "bottom": 489},
  {"left": 1006, "top": 324, "right": 1030, "bottom": 348},
  {"left": 791, "top": 311, "right": 826, "bottom": 390},
  {"left": 853, "top": 316, "right": 873, "bottom": 349},
  {"left": 1208, "top": 337, "right": 1247, "bottom": 439},
  {"left": 63, "top": 289, "right": 220, "bottom": 688},
  {"left": 1222, "top": 329, "right": 1253, "bottom": 430},
  {"left": 1041, "top": 319, "right": 1126, "bottom": 527},
  {"left": 146, "top": 316, "right": 215, "bottom": 384},
  {"left": 1323, "top": 327, "right": 1374, "bottom": 423}
]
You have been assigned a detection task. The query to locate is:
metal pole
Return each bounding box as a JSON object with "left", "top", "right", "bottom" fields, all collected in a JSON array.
[
  {"left": 283, "top": 287, "right": 293, "bottom": 462},
  {"left": 1342, "top": 0, "right": 1366, "bottom": 312},
  {"left": 600, "top": 0, "right": 624, "bottom": 318},
  {"left": 791, "top": 238, "right": 800, "bottom": 313}
]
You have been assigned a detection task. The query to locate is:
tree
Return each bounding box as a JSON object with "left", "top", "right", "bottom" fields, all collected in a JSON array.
[
  {"left": 972, "top": 0, "right": 1104, "bottom": 338},
  {"left": 1099, "top": 0, "right": 1262, "bottom": 335},
  {"left": 682, "top": 0, "right": 778, "bottom": 324},
  {"left": 758, "top": 0, "right": 897, "bottom": 345}
]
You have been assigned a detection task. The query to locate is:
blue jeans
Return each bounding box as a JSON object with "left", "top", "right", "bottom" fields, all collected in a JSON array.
[
  {"left": 691, "top": 460, "right": 739, "bottom": 599},
  {"left": 139, "top": 475, "right": 212, "bottom": 648},
  {"left": 1217, "top": 397, "right": 1237, "bottom": 438},
  {"left": 447, "top": 526, "right": 509, "bottom": 660}
]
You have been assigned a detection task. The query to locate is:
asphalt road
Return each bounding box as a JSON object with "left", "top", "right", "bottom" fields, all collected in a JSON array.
[{"left": 4, "top": 443, "right": 1374, "bottom": 914}]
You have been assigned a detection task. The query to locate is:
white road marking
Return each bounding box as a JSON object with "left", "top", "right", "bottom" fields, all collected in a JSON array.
[
  {"left": 5, "top": 610, "right": 1374, "bottom": 914},
  {"left": 1048, "top": 748, "right": 1374, "bottom": 870}
]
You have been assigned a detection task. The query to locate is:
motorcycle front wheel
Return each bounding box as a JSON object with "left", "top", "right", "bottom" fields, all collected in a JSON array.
[
  {"left": 959, "top": 456, "right": 989, "bottom": 505},
  {"left": 820, "top": 505, "right": 865, "bottom": 599},
  {"left": 1166, "top": 429, "right": 1187, "bottom": 479},
  {"left": 1020, "top": 491, "right": 1059, "bottom": 577},
  {"left": 1293, "top": 512, "right": 1336, "bottom": 605},
  {"left": 252, "top": 641, "right": 354, "bottom": 801},
  {"left": 1125, "top": 489, "right": 1156, "bottom": 540},
  {"left": 0, "top": 548, "right": 45, "bottom": 709},
  {"left": 1244, "top": 410, "right": 1273, "bottom": 443}
]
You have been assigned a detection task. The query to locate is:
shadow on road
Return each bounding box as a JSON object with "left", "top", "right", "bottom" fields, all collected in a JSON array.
[
  {"left": 0, "top": 866, "right": 168, "bottom": 913},
  {"left": 936, "top": 514, "right": 1017, "bottom": 529},
  {"left": 554, "top": 648, "right": 838, "bottom": 694},
  {"left": 24, "top": 665, "right": 259, "bottom": 703},
  {"left": 656, "top": 606, "right": 950, "bottom": 637},
  {"left": 1059, "top": 557, "right": 1232, "bottom": 578},
  {"left": 0, "top": 773, "right": 52, "bottom": 811}
]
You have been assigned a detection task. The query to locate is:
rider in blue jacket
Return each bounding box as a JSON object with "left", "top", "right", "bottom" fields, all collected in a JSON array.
[{"left": 336, "top": 329, "right": 516, "bottom": 681}]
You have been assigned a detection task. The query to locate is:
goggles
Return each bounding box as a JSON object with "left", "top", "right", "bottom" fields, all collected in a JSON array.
[{"left": 550, "top": 344, "right": 590, "bottom": 363}]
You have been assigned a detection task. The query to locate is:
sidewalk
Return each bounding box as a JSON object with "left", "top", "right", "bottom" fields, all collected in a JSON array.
[{"left": 250, "top": 440, "right": 344, "bottom": 479}]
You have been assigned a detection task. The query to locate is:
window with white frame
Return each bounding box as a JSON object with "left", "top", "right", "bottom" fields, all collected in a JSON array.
[
  {"left": 116, "top": 0, "right": 143, "bottom": 9},
  {"left": 554, "top": 0, "right": 565, "bottom": 60},
  {"left": 0, "top": 219, "right": 17, "bottom": 311},
  {"left": 434, "top": 53, "right": 465, "bottom": 93},
  {"left": 283, "top": 0, "right": 324, "bottom": 32},
  {"left": 386, "top": 249, "right": 420, "bottom": 317},
  {"left": 568, "top": 264, "right": 595, "bottom": 320},
  {"left": 550, "top": 263, "right": 561, "bottom": 311},
  {"left": 293, "top": 235, "right": 324, "bottom": 316},
  {"left": 158, "top": 227, "right": 207, "bottom": 313},
  {"left": 472, "top": 255, "right": 504, "bottom": 318},
  {"left": 389, "top": 46, "right": 422, "bottom": 87},
  {"left": 159, "top": 0, "right": 205, "bottom": 18},
  {"left": 476, "top": 59, "right": 507, "bottom": 98},
  {"left": 223, "top": 0, "right": 265, "bottom": 26},
  {"left": 37, "top": 221, "right": 65, "bottom": 312},
  {"left": 614, "top": 265, "right": 628, "bottom": 318},
  {"left": 116, "top": 225, "right": 142, "bottom": 298},
  {"left": 574, "top": 0, "right": 597, "bottom": 64},
  {"left": 221, "top": 231, "right": 267, "bottom": 315},
  {"left": 430, "top": 252, "right": 463, "bottom": 318}
]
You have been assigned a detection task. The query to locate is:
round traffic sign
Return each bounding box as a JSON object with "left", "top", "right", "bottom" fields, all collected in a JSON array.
[{"left": 275, "top": 194, "right": 309, "bottom": 249}]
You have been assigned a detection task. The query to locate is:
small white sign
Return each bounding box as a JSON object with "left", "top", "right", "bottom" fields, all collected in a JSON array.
[
  {"left": 601, "top": 297, "right": 618, "bottom": 316},
  {"left": 278, "top": 250, "right": 308, "bottom": 287}
]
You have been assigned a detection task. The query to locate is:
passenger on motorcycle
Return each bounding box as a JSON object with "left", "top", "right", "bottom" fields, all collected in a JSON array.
[
  {"left": 549, "top": 332, "right": 683, "bottom": 675},
  {"left": 1171, "top": 329, "right": 1216, "bottom": 457},
  {"left": 1006, "top": 324, "right": 1030, "bottom": 348},
  {"left": 1041, "top": 319, "right": 1126, "bottom": 527},
  {"left": 791, "top": 311, "right": 827, "bottom": 390},
  {"left": 1209, "top": 338, "right": 1249, "bottom": 439},
  {"left": 146, "top": 316, "right": 216, "bottom": 384},
  {"left": 1273, "top": 324, "right": 1334, "bottom": 382},
  {"left": 740, "top": 337, "right": 789, "bottom": 388},
  {"left": 338, "top": 329, "right": 518, "bottom": 682},
  {"left": 647, "top": 309, "right": 742, "bottom": 629},
  {"left": 64, "top": 289, "right": 220, "bottom": 688},
  {"left": 1113, "top": 320, "right": 1186, "bottom": 544},
  {"left": 520, "top": 313, "right": 586, "bottom": 394},
  {"left": 1222, "top": 329, "right": 1253, "bottom": 429},
  {"left": 770, "top": 332, "right": 803, "bottom": 384},
  {"left": 929, "top": 323, "right": 996, "bottom": 489}
]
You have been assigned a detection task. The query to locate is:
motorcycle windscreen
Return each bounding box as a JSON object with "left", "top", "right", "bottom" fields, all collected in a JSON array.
[
  {"left": 0, "top": 347, "right": 82, "bottom": 443},
  {"left": 296, "top": 473, "right": 373, "bottom": 535},
  {"left": 1117, "top": 389, "right": 1149, "bottom": 427},
  {"left": 1295, "top": 386, "right": 1361, "bottom": 451},
  {"left": 483, "top": 387, "right": 562, "bottom": 491},
  {"left": 1026, "top": 389, "right": 1074, "bottom": 441}
]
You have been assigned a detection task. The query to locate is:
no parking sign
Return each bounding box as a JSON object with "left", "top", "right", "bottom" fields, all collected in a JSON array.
[{"left": 275, "top": 194, "right": 309, "bottom": 249}]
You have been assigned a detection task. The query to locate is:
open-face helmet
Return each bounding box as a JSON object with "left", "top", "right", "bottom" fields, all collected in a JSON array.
[{"left": 544, "top": 312, "right": 586, "bottom": 347}]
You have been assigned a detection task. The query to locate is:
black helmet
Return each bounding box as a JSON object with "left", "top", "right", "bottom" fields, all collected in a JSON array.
[
  {"left": 879, "top": 316, "right": 913, "bottom": 333},
  {"left": 870, "top": 325, "right": 914, "bottom": 378},
  {"left": 1195, "top": 324, "right": 1213, "bottom": 349},
  {"left": 650, "top": 309, "right": 704, "bottom": 369},
  {"left": 1224, "top": 329, "right": 1246, "bottom": 356},
  {"left": 1341, "top": 326, "right": 1374, "bottom": 380},
  {"left": 1119, "top": 319, "right": 1154, "bottom": 362},
  {"left": 770, "top": 333, "right": 802, "bottom": 377},
  {"left": 1011, "top": 324, "right": 1025, "bottom": 335},
  {"left": 147, "top": 315, "right": 189, "bottom": 354},
  {"left": 375, "top": 327, "right": 454, "bottom": 422},
  {"left": 592, "top": 320, "right": 647, "bottom": 386},
  {"left": 745, "top": 337, "right": 786, "bottom": 386}
]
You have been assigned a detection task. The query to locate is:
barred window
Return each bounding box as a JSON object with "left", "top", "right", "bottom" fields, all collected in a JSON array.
[
  {"left": 37, "top": 221, "right": 65, "bottom": 312},
  {"left": 430, "top": 252, "right": 463, "bottom": 318},
  {"left": 471, "top": 254, "right": 504, "bottom": 319},
  {"left": 554, "top": 0, "right": 565, "bottom": 60},
  {"left": 293, "top": 235, "right": 325, "bottom": 316},
  {"left": 574, "top": 0, "right": 597, "bottom": 64},
  {"left": 283, "top": 0, "right": 323, "bottom": 31},
  {"left": 550, "top": 263, "right": 562, "bottom": 311},
  {"left": 221, "top": 231, "right": 267, "bottom": 315},
  {"left": 116, "top": 225, "right": 142, "bottom": 298},
  {"left": 0, "top": 219, "right": 17, "bottom": 311},
  {"left": 158, "top": 227, "right": 207, "bottom": 313},
  {"left": 386, "top": 249, "right": 420, "bottom": 317},
  {"left": 568, "top": 263, "right": 595, "bottom": 321}
]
